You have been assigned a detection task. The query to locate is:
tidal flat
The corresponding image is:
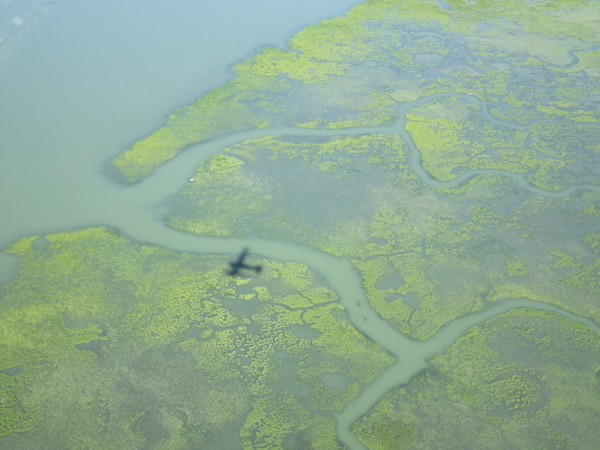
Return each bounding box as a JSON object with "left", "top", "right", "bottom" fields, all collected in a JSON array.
[{"left": 2, "top": 0, "right": 600, "bottom": 449}]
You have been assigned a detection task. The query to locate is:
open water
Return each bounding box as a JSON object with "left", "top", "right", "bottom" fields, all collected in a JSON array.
[{"left": 0, "top": 0, "right": 362, "bottom": 249}]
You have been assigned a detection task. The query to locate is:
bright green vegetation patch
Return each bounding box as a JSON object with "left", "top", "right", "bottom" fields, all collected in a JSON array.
[
  {"left": 109, "top": 0, "right": 600, "bottom": 183},
  {"left": 507, "top": 260, "right": 528, "bottom": 277},
  {"left": 406, "top": 96, "right": 600, "bottom": 190},
  {"left": 352, "top": 308, "right": 600, "bottom": 449},
  {"left": 166, "top": 133, "right": 416, "bottom": 251},
  {"left": 167, "top": 134, "right": 600, "bottom": 340},
  {"left": 0, "top": 227, "right": 392, "bottom": 449},
  {"left": 240, "top": 391, "right": 340, "bottom": 450},
  {"left": 110, "top": 85, "right": 273, "bottom": 183}
]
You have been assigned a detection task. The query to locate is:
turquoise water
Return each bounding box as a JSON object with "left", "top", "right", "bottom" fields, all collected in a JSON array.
[{"left": 0, "top": 0, "right": 362, "bottom": 249}]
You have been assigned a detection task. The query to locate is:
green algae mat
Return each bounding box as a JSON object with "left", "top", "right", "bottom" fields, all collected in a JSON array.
[
  {"left": 3, "top": 0, "right": 600, "bottom": 449},
  {"left": 1, "top": 228, "right": 392, "bottom": 448}
]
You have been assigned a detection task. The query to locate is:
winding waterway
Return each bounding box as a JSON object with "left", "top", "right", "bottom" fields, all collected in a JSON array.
[
  {"left": 103, "top": 92, "right": 600, "bottom": 449},
  {"left": 3, "top": 86, "right": 600, "bottom": 449},
  {"left": 2, "top": 1, "right": 600, "bottom": 449}
]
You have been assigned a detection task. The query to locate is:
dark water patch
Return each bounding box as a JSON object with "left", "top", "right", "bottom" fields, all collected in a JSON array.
[
  {"left": 157, "top": 193, "right": 196, "bottom": 218},
  {"left": 246, "top": 321, "right": 260, "bottom": 334},
  {"left": 221, "top": 296, "right": 262, "bottom": 318},
  {"left": 1, "top": 365, "right": 23, "bottom": 376},
  {"left": 283, "top": 428, "right": 314, "bottom": 450},
  {"left": 402, "top": 293, "right": 420, "bottom": 309},
  {"left": 385, "top": 292, "right": 402, "bottom": 303},
  {"left": 275, "top": 349, "right": 301, "bottom": 379},
  {"left": 288, "top": 323, "right": 321, "bottom": 340},
  {"left": 345, "top": 166, "right": 365, "bottom": 176},
  {"left": 0, "top": 252, "right": 19, "bottom": 286},
  {"left": 375, "top": 273, "right": 404, "bottom": 290},
  {"left": 248, "top": 153, "right": 375, "bottom": 228},
  {"left": 436, "top": 0, "right": 454, "bottom": 10},
  {"left": 75, "top": 339, "right": 106, "bottom": 358},
  {"left": 31, "top": 236, "right": 50, "bottom": 249},
  {"left": 529, "top": 329, "right": 545, "bottom": 339},
  {"left": 240, "top": 356, "right": 253, "bottom": 367},
  {"left": 63, "top": 312, "right": 108, "bottom": 331},
  {"left": 278, "top": 135, "right": 329, "bottom": 145},
  {"left": 133, "top": 410, "right": 168, "bottom": 450},
  {"left": 235, "top": 282, "right": 258, "bottom": 296},
  {"left": 321, "top": 372, "right": 353, "bottom": 390},
  {"left": 369, "top": 236, "right": 387, "bottom": 246},
  {"left": 182, "top": 324, "right": 204, "bottom": 340}
]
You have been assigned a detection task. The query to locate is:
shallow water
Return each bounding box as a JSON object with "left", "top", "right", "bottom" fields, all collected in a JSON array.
[{"left": 0, "top": 0, "right": 363, "bottom": 250}]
